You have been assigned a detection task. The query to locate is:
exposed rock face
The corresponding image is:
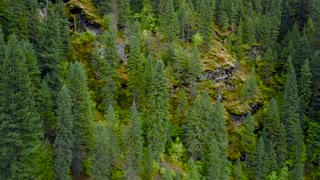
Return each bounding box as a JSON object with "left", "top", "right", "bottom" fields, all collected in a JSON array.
[
  {"left": 66, "top": 0, "right": 103, "bottom": 35},
  {"left": 201, "top": 61, "right": 239, "bottom": 82}
]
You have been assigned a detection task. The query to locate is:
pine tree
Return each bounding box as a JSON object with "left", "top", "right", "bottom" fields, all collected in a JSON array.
[
  {"left": 282, "top": 57, "right": 305, "bottom": 163},
  {"left": 99, "top": 19, "right": 120, "bottom": 108},
  {"left": 89, "top": 121, "right": 110, "bottom": 179},
  {"left": 7, "top": 0, "right": 29, "bottom": 39},
  {"left": 124, "top": 102, "right": 144, "bottom": 179},
  {"left": 105, "top": 105, "right": 120, "bottom": 175},
  {"left": 145, "top": 61, "right": 169, "bottom": 158},
  {"left": 185, "top": 92, "right": 210, "bottom": 160},
  {"left": 175, "top": 89, "right": 188, "bottom": 125},
  {"left": 118, "top": 0, "right": 132, "bottom": 28},
  {"left": 241, "top": 113, "right": 256, "bottom": 172},
  {"left": 160, "top": 0, "right": 179, "bottom": 42},
  {"left": 0, "top": 35, "right": 43, "bottom": 179},
  {"left": 67, "top": 61, "right": 93, "bottom": 178},
  {"left": 265, "top": 98, "right": 286, "bottom": 166},
  {"left": 254, "top": 137, "right": 268, "bottom": 180},
  {"left": 291, "top": 163, "right": 304, "bottom": 180},
  {"left": 54, "top": 85, "right": 73, "bottom": 180},
  {"left": 298, "top": 59, "right": 312, "bottom": 118},
  {"left": 207, "top": 138, "right": 223, "bottom": 180},
  {"left": 178, "top": 0, "right": 195, "bottom": 41},
  {"left": 128, "top": 35, "right": 145, "bottom": 106},
  {"left": 209, "top": 100, "right": 230, "bottom": 179},
  {"left": 245, "top": 17, "right": 256, "bottom": 44},
  {"left": 199, "top": 0, "right": 214, "bottom": 49}
]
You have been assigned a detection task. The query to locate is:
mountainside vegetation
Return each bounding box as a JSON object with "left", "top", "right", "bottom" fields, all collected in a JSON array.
[{"left": 0, "top": 0, "right": 320, "bottom": 179}]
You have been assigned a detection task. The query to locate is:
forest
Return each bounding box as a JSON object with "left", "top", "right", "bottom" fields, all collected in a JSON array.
[{"left": 0, "top": 0, "right": 320, "bottom": 179}]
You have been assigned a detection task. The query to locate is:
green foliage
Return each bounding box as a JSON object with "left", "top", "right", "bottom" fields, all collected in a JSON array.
[
  {"left": 254, "top": 137, "right": 268, "bottom": 180},
  {"left": 124, "top": 102, "right": 144, "bottom": 179},
  {"left": 89, "top": 121, "right": 110, "bottom": 179},
  {"left": 67, "top": 61, "right": 94, "bottom": 177},
  {"left": 145, "top": 61, "right": 169, "bottom": 158},
  {"left": 199, "top": 0, "right": 214, "bottom": 49},
  {"left": 128, "top": 35, "right": 145, "bottom": 106},
  {"left": 298, "top": 59, "right": 312, "bottom": 117},
  {"left": 241, "top": 113, "right": 256, "bottom": 172},
  {"left": 0, "top": 35, "right": 43, "bottom": 179},
  {"left": 240, "top": 67, "right": 258, "bottom": 101},
  {"left": 160, "top": 0, "right": 179, "bottom": 42},
  {"left": 282, "top": 58, "right": 306, "bottom": 163},
  {"left": 54, "top": 85, "right": 73, "bottom": 180}
]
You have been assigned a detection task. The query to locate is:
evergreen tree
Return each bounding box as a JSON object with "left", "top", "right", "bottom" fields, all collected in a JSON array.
[
  {"left": 54, "top": 85, "right": 73, "bottom": 180},
  {"left": 282, "top": 57, "right": 305, "bottom": 163},
  {"left": 105, "top": 105, "right": 120, "bottom": 175},
  {"left": 0, "top": 35, "right": 43, "bottom": 179},
  {"left": 199, "top": 0, "right": 214, "bottom": 49},
  {"left": 185, "top": 92, "right": 210, "bottom": 160},
  {"left": 265, "top": 98, "right": 286, "bottom": 166},
  {"left": 128, "top": 35, "right": 145, "bottom": 106},
  {"left": 175, "top": 89, "right": 188, "bottom": 125},
  {"left": 207, "top": 138, "right": 224, "bottom": 180},
  {"left": 254, "top": 137, "right": 268, "bottom": 180},
  {"left": 89, "top": 121, "right": 110, "bottom": 179},
  {"left": 145, "top": 61, "right": 169, "bottom": 158},
  {"left": 67, "top": 62, "right": 93, "bottom": 178},
  {"left": 160, "top": 0, "right": 179, "bottom": 42},
  {"left": 99, "top": 19, "right": 120, "bottom": 108},
  {"left": 124, "top": 102, "right": 144, "bottom": 179},
  {"left": 118, "top": 0, "right": 132, "bottom": 28},
  {"left": 298, "top": 59, "right": 312, "bottom": 118},
  {"left": 241, "top": 113, "right": 256, "bottom": 172},
  {"left": 291, "top": 163, "right": 304, "bottom": 180},
  {"left": 7, "top": 0, "right": 29, "bottom": 39},
  {"left": 245, "top": 17, "right": 256, "bottom": 44},
  {"left": 178, "top": 0, "right": 195, "bottom": 41}
]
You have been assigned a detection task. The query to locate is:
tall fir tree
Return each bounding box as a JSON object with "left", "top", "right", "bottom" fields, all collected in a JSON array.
[
  {"left": 89, "top": 121, "right": 110, "bottom": 179},
  {"left": 282, "top": 57, "right": 305, "bottom": 163},
  {"left": 67, "top": 62, "right": 93, "bottom": 178},
  {"left": 128, "top": 35, "right": 145, "bottom": 106},
  {"left": 199, "top": 0, "right": 214, "bottom": 49},
  {"left": 99, "top": 17, "right": 120, "bottom": 108},
  {"left": 105, "top": 105, "right": 120, "bottom": 176},
  {"left": 160, "top": 0, "right": 179, "bottom": 42},
  {"left": 0, "top": 35, "right": 43, "bottom": 179},
  {"left": 241, "top": 112, "right": 256, "bottom": 172},
  {"left": 298, "top": 59, "right": 312, "bottom": 119},
  {"left": 145, "top": 61, "right": 169, "bottom": 158},
  {"left": 54, "top": 85, "right": 73, "bottom": 180},
  {"left": 254, "top": 137, "right": 268, "bottom": 180},
  {"left": 124, "top": 102, "right": 144, "bottom": 179}
]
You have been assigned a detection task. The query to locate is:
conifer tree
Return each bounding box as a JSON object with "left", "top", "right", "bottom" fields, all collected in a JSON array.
[
  {"left": 298, "top": 59, "right": 312, "bottom": 117},
  {"left": 175, "top": 89, "right": 188, "bottom": 125},
  {"left": 128, "top": 35, "right": 145, "bottom": 106},
  {"left": 160, "top": 0, "right": 179, "bottom": 42},
  {"left": 89, "top": 121, "right": 110, "bottom": 179},
  {"left": 282, "top": 57, "right": 305, "bottom": 163},
  {"left": 245, "top": 17, "right": 256, "bottom": 44},
  {"left": 118, "top": 0, "right": 132, "bottom": 28},
  {"left": 254, "top": 137, "right": 268, "bottom": 180},
  {"left": 105, "top": 105, "right": 120, "bottom": 174},
  {"left": 67, "top": 62, "right": 93, "bottom": 178},
  {"left": 207, "top": 138, "right": 224, "bottom": 180},
  {"left": 7, "top": 0, "right": 29, "bottom": 39},
  {"left": 241, "top": 113, "right": 256, "bottom": 172},
  {"left": 54, "top": 85, "right": 73, "bottom": 180},
  {"left": 178, "top": 0, "right": 195, "bottom": 41},
  {"left": 99, "top": 18, "right": 120, "bottom": 108},
  {"left": 199, "top": 0, "right": 214, "bottom": 49},
  {"left": 0, "top": 35, "right": 43, "bottom": 179},
  {"left": 265, "top": 98, "right": 286, "bottom": 166},
  {"left": 124, "top": 102, "right": 144, "bottom": 179},
  {"left": 145, "top": 61, "right": 169, "bottom": 158}
]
